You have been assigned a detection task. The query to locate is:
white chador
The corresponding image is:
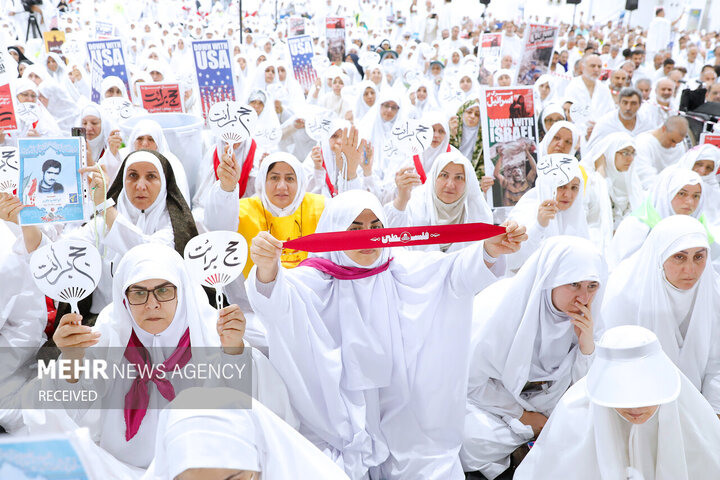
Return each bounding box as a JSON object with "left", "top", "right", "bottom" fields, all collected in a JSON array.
[
  {"left": 24, "top": 244, "right": 296, "bottom": 471},
  {"left": 602, "top": 215, "right": 720, "bottom": 412},
  {"left": 515, "top": 326, "right": 720, "bottom": 480},
  {"left": 144, "top": 388, "right": 350, "bottom": 480},
  {"left": 461, "top": 236, "right": 605, "bottom": 479},
  {"left": 384, "top": 150, "right": 493, "bottom": 253},
  {"left": 247, "top": 190, "right": 504, "bottom": 480}
]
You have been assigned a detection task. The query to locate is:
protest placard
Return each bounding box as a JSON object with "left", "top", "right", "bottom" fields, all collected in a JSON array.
[
  {"left": 139, "top": 83, "right": 183, "bottom": 113},
  {"left": 516, "top": 24, "right": 559, "bottom": 86},
  {"left": 287, "top": 35, "right": 318, "bottom": 90},
  {"left": 326, "top": 17, "right": 346, "bottom": 64},
  {"left": 86, "top": 39, "right": 131, "bottom": 103},
  {"left": 481, "top": 86, "right": 539, "bottom": 208},
  {"left": 192, "top": 40, "right": 235, "bottom": 120},
  {"left": 478, "top": 33, "right": 502, "bottom": 85}
]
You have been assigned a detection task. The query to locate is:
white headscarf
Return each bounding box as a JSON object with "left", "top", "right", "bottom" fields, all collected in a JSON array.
[
  {"left": 417, "top": 112, "right": 450, "bottom": 171},
  {"left": 404, "top": 149, "right": 492, "bottom": 252},
  {"left": 602, "top": 215, "right": 718, "bottom": 394},
  {"left": 117, "top": 150, "right": 171, "bottom": 234},
  {"left": 143, "top": 387, "right": 349, "bottom": 480},
  {"left": 645, "top": 167, "right": 704, "bottom": 220},
  {"left": 101, "top": 75, "right": 129, "bottom": 100},
  {"left": 676, "top": 144, "right": 720, "bottom": 226},
  {"left": 538, "top": 121, "right": 582, "bottom": 158},
  {"left": 353, "top": 80, "right": 378, "bottom": 121},
  {"left": 469, "top": 236, "right": 606, "bottom": 416},
  {"left": 358, "top": 89, "right": 402, "bottom": 175},
  {"left": 533, "top": 74, "right": 554, "bottom": 112},
  {"left": 255, "top": 152, "right": 308, "bottom": 217},
  {"left": 81, "top": 104, "right": 114, "bottom": 164},
  {"left": 515, "top": 327, "right": 720, "bottom": 480}
]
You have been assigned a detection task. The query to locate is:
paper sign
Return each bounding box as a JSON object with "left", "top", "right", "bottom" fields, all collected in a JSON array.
[
  {"left": 569, "top": 103, "right": 591, "bottom": 128},
  {"left": 15, "top": 102, "right": 39, "bottom": 136},
  {"left": 390, "top": 119, "right": 432, "bottom": 155},
  {"left": 86, "top": 39, "right": 131, "bottom": 103},
  {"left": 207, "top": 101, "right": 258, "bottom": 144},
  {"left": 288, "top": 17, "right": 305, "bottom": 36},
  {"left": 18, "top": 137, "right": 90, "bottom": 226},
  {"left": 192, "top": 40, "right": 235, "bottom": 121},
  {"left": 183, "top": 231, "right": 248, "bottom": 308},
  {"left": 0, "top": 147, "right": 19, "bottom": 194},
  {"left": 326, "top": 17, "right": 346, "bottom": 64},
  {"left": 287, "top": 35, "right": 317, "bottom": 90},
  {"left": 479, "top": 33, "right": 502, "bottom": 77},
  {"left": 30, "top": 239, "right": 101, "bottom": 314},
  {"left": 516, "top": 24, "right": 559, "bottom": 86},
  {"left": 0, "top": 84, "right": 17, "bottom": 132},
  {"left": 266, "top": 82, "right": 288, "bottom": 101},
  {"left": 43, "top": 30, "right": 65, "bottom": 55},
  {"left": 537, "top": 153, "right": 579, "bottom": 189},
  {"left": 95, "top": 20, "right": 115, "bottom": 39},
  {"left": 305, "top": 109, "right": 336, "bottom": 142},
  {"left": 139, "top": 83, "right": 183, "bottom": 113},
  {"left": 100, "top": 97, "right": 135, "bottom": 123}
]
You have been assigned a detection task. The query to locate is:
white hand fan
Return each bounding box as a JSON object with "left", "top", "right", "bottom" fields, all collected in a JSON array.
[
  {"left": 267, "top": 82, "right": 288, "bottom": 101},
  {"left": 183, "top": 231, "right": 248, "bottom": 309},
  {"left": 30, "top": 239, "right": 102, "bottom": 314},
  {"left": 208, "top": 101, "right": 259, "bottom": 145},
  {"left": 358, "top": 51, "right": 380, "bottom": 68},
  {"left": 311, "top": 55, "right": 330, "bottom": 75},
  {"left": 391, "top": 119, "right": 433, "bottom": 156},
  {"left": 255, "top": 126, "right": 282, "bottom": 149},
  {"left": 16, "top": 102, "right": 39, "bottom": 124},
  {"left": 305, "top": 109, "right": 336, "bottom": 143},
  {"left": 101, "top": 97, "right": 135, "bottom": 123},
  {"left": 537, "top": 153, "right": 579, "bottom": 190},
  {"left": 0, "top": 147, "right": 19, "bottom": 194}
]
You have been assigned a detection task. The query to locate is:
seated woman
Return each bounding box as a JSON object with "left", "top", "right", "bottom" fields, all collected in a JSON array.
[
  {"left": 246, "top": 190, "right": 525, "bottom": 479},
  {"left": 119, "top": 119, "right": 191, "bottom": 203},
  {"left": 461, "top": 236, "right": 605, "bottom": 479},
  {"left": 583, "top": 132, "right": 643, "bottom": 254},
  {"left": 506, "top": 154, "right": 590, "bottom": 272},
  {"left": 385, "top": 150, "right": 493, "bottom": 253},
  {"left": 43, "top": 244, "right": 296, "bottom": 470},
  {"left": 80, "top": 104, "right": 123, "bottom": 182},
  {"left": 205, "top": 152, "right": 325, "bottom": 278},
  {"left": 304, "top": 121, "right": 378, "bottom": 198},
  {"left": 16, "top": 150, "right": 196, "bottom": 317},
  {"left": 677, "top": 144, "right": 720, "bottom": 228},
  {"left": 602, "top": 215, "right": 720, "bottom": 415},
  {"left": 608, "top": 167, "right": 708, "bottom": 268},
  {"left": 353, "top": 80, "right": 378, "bottom": 122},
  {"left": 145, "top": 387, "right": 349, "bottom": 479},
  {"left": 536, "top": 104, "right": 566, "bottom": 143},
  {"left": 515, "top": 325, "right": 720, "bottom": 479},
  {"left": 11, "top": 78, "right": 62, "bottom": 140}
]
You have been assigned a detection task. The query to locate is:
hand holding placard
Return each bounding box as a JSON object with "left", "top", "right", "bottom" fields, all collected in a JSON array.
[
  {"left": 208, "top": 101, "right": 259, "bottom": 145},
  {"left": 183, "top": 231, "right": 248, "bottom": 309},
  {"left": 30, "top": 239, "right": 102, "bottom": 314}
]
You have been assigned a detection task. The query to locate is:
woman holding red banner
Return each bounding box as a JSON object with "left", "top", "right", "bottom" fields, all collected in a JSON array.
[
  {"left": 385, "top": 149, "right": 493, "bottom": 253},
  {"left": 246, "top": 189, "right": 526, "bottom": 480}
]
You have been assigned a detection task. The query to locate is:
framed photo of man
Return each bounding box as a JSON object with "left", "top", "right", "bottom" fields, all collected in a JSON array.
[{"left": 18, "top": 137, "right": 90, "bottom": 225}]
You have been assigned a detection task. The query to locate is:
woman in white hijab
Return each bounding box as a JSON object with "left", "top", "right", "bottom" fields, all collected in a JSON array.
[
  {"left": 26, "top": 65, "right": 81, "bottom": 134},
  {"left": 602, "top": 215, "right": 720, "bottom": 414},
  {"left": 247, "top": 89, "right": 282, "bottom": 153},
  {"left": 537, "top": 103, "right": 566, "bottom": 142},
  {"left": 119, "top": 119, "right": 191, "bottom": 203},
  {"left": 144, "top": 387, "right": 349, "bottom": 480},
  {"left": 506, "top": 155, "right": 590, "bottom": 272},
  {"left": 583, "top": 132, "right": 643, "bottom": 254},
  {"left": 67, "top": 62, "right": 92, "bottom": 100},
  {"left": 44, "top": 51, "right": 80, "bottom": 100},
  {"left": 515, "top": 325, "right": 720, "bottom": 480},
  {"left": 461, "top": 236, "right": 605, "bottom": 479},
  {"left": 80, "top": 104, "right": 122, "bottom": 180},
  {"left": 676, "top": 144, "right": 720, "bottom": 228},
  {"left": 11, "top": 77, "right": 62, "bottom": 140},
  {"left": 403, "top": 79, "right": 440, "bottom": 120},
  {"left": 101, "top": 75, "right": 130, "bottom": 100},
  {"left": 608, "top": 167, "right": 708, "bottom": 268},
  {"left": 532, "top": 74, "right": 554, "bottom": 114},
  {"left": 246, "top": 190, "right": 525, "bottom": 480},
  {"left": 493, "top": 68, "right": 514, "bottom": 87},
  {"left": 386, "top": 149, "right": 493, "bottom": 253},
  {"left": 353, "top": 80, "right": 378, "bottom": 122},
  {"left": 537, "top": 120, "right": 581, "bottom": 158},
  {"left": 46, "top": 243, "right": 296, "bottom": 469},
  {"left": 364, "top": 63, "right": 390, "bottom": 92}
]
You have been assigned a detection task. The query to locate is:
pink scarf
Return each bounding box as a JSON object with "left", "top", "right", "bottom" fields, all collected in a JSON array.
[
  {"left": 123, "top": 327, "right": 191, "bottom": 441},
  {"left": 298, "top": 257, "right": 393, "bottom": 279}
]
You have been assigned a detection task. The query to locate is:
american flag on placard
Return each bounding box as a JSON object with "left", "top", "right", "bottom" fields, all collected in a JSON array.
[
  {"left": 191, "top": 40, "right": 236, "bottom": 120},
  {"left": 287, "top": 35, "right": 317, "bottom": 90}
]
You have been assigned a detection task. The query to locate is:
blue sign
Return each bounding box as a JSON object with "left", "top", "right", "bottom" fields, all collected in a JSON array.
[
  {"left": 192, "top": 40, "right": 235, "bottom": 120},
  {"left": 287, "top": 35, "right": 317, "bottom": 90},
  {"left": 86, "top": 39, "right": 130, "bottom": 103}
]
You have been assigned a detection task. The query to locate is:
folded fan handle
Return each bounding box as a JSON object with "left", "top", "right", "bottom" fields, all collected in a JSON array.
[
  {"left": 215, "top": 286, "right": 224, "bottom": 310},
  {"left": 69, "top": 300, "right": 79, "bottom": 315}
]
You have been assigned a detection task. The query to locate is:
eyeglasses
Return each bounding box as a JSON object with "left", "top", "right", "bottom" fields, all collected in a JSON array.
[
  {"left": 381, "top": 103, "right": 399, "bottom": 111},
  {"left": 617, "top": 149, "right": 636, "bottom": 157},
  {"left": 126, "top": 283, "right": 177, "bottom": 305}
]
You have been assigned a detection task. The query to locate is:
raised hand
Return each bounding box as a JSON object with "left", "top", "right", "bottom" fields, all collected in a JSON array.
[
  {"left": 250, "top": 231, "right": 283, "bottom": 283},
  {"left": 217, "top": 304, "right": 247, "bottom": 355},
  {"left": 483, "top": 220, "right": 528, "bottom": 258}
]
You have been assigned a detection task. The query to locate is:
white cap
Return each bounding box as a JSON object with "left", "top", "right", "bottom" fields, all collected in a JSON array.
[{"left": 587, "top": 326, "right": 680, "bottom": 408}]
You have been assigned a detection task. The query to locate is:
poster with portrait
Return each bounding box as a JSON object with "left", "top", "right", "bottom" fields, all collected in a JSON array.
[
  {"left": 326, "top": 17, "right": 346, "bottom": 65},
  {"left": 18, "top": 138, "right": 90, "bottom": 226},
  {"left": 516, "top": 24, "right": 559, "bottom": 86},
  {"left": 480, "top": 86, "right": 539, "bottom": 208},
  {"left": 478, "top": 33, "right": 502, "bottom": 85}
]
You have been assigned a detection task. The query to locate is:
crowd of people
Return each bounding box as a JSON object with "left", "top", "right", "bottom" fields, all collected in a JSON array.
[{"left": 1, "top": 0, "right": 720, "bottom": 478}]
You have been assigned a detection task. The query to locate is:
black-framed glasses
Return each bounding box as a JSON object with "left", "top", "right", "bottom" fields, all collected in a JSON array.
[{"left": 125, "top": 283, "right": 177, "bottom": 305}]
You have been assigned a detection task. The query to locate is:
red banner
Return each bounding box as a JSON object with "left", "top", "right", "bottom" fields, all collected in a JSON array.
[
  {"left": 283, "top": 222, "right": 506, "bottom": 252},
  {"left": 0, "top": 84, "right": 17, "bottom": 131},
  {"left": 139, "top": 83, "right": 183, "bottom": 113}
]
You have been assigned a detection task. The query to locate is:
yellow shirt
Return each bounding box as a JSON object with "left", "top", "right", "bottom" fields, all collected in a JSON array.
[{"left": 238, "top": 193, "right": 325, "bottom": 277}]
